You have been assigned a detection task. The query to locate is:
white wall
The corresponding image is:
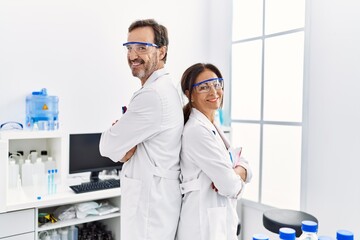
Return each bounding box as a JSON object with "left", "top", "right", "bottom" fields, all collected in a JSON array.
[{"left": 0, "top": 0, "right": 212, "bottom": 134}]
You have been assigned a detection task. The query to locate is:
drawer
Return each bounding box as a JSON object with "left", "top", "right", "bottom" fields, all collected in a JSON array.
[
  {"left": 0, "top": 209, "right": 35, "bottom": 238},
  {"left": 0, "top": 232, "right": 35, "bottom": 240}
]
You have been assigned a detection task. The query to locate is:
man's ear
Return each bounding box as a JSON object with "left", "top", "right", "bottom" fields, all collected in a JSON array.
[{"left": 159, "top": 46, "right": 167, "bottom": 60}]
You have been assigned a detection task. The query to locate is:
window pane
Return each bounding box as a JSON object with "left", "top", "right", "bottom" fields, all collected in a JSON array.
[
  {"left": 231, "top": 41, "right": 262, "bottom": 120},
  {"left": 231, "top": 122, "right": 260, "bottom": 201},
  {"left": 265, "top": 0, "right": 305, "bottom": 35},
  {"left": 261, "top": 124, "right": 301, "bottom": 209},
  {"left": 232, "top": 0, "right": 263, "bottom": 40},
  {"left": 263, "top": 32, "right": 304, "bottom": 122}
]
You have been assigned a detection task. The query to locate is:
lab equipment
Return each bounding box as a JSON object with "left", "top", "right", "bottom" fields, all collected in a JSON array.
[
  {"left": 8, "top": 159, "right": 19, "bottom": 188},
  {"left": 26, "top": 88, "right": 59, "bottom": 130},
  {"left": 336, "top": 230, "right": 354, "bottom": 240},
  {"left": 299, "top": 220, "right": 318, "bottom": 240},
  {"left": 279, "top": 227, "right": 296, "bottom": 240},
  {"left": 253, "top": 233, "right": 269, "bottom": 240},
  {"left": 68, "top": 225, "right": 78, "bottom": 240},
  {"left": 21, "top": 159, "right": 34, "bottom": 187},
  {"left": 44, "top": 156, "right": 56, "bottom": 174}
]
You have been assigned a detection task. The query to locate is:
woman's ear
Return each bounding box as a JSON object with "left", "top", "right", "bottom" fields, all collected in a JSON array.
[{"left": 185, "top": 89, "right": 190, "bottom": 99}]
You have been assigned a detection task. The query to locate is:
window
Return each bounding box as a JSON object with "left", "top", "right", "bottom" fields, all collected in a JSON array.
[{"left": 231, "top": 0, "right": 305, "bottom": 209}]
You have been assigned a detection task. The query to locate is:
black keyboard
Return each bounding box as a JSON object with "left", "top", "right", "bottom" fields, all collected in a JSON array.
[{"left": 70, "top": 178, "right": 120, "bottom": 194}]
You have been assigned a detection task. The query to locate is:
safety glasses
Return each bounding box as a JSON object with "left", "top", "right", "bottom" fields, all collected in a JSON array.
[
  {"left": 123, "top": 41, "right": 159, "bottom": 55},
  {"left": 192, "top": 78, "right": 224, "bottom": 93},
  {"left": 0, "top": 121, "right": 23, "bottom": 131}
]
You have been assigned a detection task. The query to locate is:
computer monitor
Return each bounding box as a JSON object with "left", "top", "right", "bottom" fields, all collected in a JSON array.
[{"left": 69, "top": 132, "right": 123, "bottom": 182}]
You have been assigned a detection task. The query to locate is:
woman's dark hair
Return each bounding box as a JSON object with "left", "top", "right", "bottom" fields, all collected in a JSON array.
[
  {"left": 128, "top": 19, "right": 169, "bottom": 63},
  {"left": 180, "top": 63, "right": 224, "bottom": 124}
]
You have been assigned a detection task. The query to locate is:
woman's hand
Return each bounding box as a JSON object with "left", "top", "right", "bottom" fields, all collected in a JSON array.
[
  {"left": 234, "top": 165, "right": 247, "bottom": 182},
  {"left": 121, "top": 146, "right": 137, "bottom": 162}
]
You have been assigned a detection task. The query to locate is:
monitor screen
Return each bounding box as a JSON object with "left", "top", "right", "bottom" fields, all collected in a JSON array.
[{"left": 69, "top": 132, "right": 123, "bottom": 181}]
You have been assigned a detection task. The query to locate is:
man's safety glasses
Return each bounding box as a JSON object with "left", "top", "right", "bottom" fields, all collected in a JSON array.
[
  {"left": 192, "top": 78, "right": 224, "bottom": 93},
  {"left": 123, "top": 42, "right": 159, "bottom": 54}
]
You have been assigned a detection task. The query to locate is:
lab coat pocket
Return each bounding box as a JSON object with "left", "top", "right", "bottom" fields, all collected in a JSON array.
[
  {"left": 121, "top": 176, "right": 142, "bottom": 219},
  {"left": 207, "top": 206, "right": 227, "bottom": 240}
]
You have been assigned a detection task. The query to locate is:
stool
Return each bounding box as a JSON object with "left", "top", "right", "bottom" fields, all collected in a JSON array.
[{"left": 263, "top": 208, "right": 318, "bottom": 237}]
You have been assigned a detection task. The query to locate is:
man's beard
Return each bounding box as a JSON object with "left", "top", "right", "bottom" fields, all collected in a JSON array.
[{"left": 130, "top": 53, "right": 158, "bottom": 80}]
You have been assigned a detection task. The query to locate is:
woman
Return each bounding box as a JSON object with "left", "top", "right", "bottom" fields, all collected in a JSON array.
[{"left": 176, "top": 63, "right": 252, "bottom": 240}]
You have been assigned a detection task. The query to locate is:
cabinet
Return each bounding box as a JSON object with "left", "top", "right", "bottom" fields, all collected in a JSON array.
[
  {"left": 0, "top": 209, "right": 35, "bottom": 239},
  {"left": 36, "top": 195, "right": 120, "bottom": 239},
  {"left": 0, "top": 130, "right": 66, "bottom": 212},
  {"left": 0, "top": 131, "right": 121, "bottom": 240}
]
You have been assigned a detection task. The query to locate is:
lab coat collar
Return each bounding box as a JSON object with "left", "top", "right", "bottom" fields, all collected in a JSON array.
[
  {"left": 143, "top": 68, "right": 169, "bottom": 87},
  {"left": 190, "top": 108, "right": 230, "bottom": 150},
  {"left": 190, "top": 108, "right": 217, "bottom": 133}
]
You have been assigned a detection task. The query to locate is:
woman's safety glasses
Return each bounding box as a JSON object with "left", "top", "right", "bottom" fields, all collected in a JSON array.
[
  {"left": 123, "top": 41, "right": 159, "bottom": 55},
  {"left": 192, "top": 78, "right": 224, "bottom": 93}
]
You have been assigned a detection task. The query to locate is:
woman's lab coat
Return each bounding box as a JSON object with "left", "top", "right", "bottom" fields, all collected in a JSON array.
[
  {"left": 176, "top": 108, "right": 252, "bottom": 240},
  {"left": 100, "top": 69, "right": 184, "bottom": 240}
]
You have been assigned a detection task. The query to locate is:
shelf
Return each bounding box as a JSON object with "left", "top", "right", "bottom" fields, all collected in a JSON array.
[
  {"left": 6, "top": 184, "right": 121, "bottom": 212},
  {"left": 38, "top": 212, "right": 121, "bottom": 232},
  {"left": 0, "top": 130, "right": 64, "bottom": 140}
]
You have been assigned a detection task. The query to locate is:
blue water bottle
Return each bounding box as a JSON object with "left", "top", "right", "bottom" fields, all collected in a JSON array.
[{"left": 26, "top": 88, "right": 59, "bottom": 130}]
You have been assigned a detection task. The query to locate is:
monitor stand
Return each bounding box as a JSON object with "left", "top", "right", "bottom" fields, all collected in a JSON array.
[{"left": 90, "top": 171, "right": 101, "bottom": 182}]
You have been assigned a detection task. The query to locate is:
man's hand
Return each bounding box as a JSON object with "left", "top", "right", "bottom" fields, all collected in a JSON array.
[{"left": 121, "top": 146, "right": 137, "bottom": 162}]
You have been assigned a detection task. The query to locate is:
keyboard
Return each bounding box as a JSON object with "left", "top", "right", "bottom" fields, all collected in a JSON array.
[{"left": 69, "top": 178, "right": 120, "bottom": 194}]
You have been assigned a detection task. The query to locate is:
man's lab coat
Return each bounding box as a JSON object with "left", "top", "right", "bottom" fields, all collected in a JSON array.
[{"left": 100, "top": 68, "right": 184, "bottom": 240}]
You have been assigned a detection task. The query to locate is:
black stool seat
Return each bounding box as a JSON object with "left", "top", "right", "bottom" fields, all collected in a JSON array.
[{"left": 263, "top": 209, "right": 318, "bottom": 237}]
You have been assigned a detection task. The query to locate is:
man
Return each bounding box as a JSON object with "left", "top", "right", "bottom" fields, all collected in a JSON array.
[{"left": 99, "top": 19, "right": 184, "bottom": 240}]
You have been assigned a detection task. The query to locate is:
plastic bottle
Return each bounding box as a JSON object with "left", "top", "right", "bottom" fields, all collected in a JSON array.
[
  {"left": 8, "top": 159, "right": 19, "bottom": 188},
  {"left": 68, "top": 225, "right": 79, "bottom": 240},
  {"left": 41, "top": 150, "right": 48, "bottom": 162},
  {"left": 17, "top": 151, "right": 24, "bottom": 172},
  {"left": 30, "top": 150, "right": 38, "bottom": 163},
  {"left": 44, "top": 235, "right": 51, "bottom": 240},
  {"left": 33, "top": 157, "right": 45, "bottom": 187},
  {"left": 60, "top": 228, "right": 68, "bottom": 240},
  {"left": 50, "top": 230, "right": 61, "bottom": 240},
  {"left": 44, "top": 156, "right": 56, "bottom": 174},
  {"left": 299, "top": 220, "right": 318, "bottom": 240},
  {"left": 336, "top": 230, "right": 354, "bottom": 240},
  {"left": 279, "top": 227, "right": 296, "bottom": 240},
  {"left": 21, "top": 159, "right": 34, "bottom": 187},
  {"left": 253, "top": 233, "right": 269, "bottom": 240}
]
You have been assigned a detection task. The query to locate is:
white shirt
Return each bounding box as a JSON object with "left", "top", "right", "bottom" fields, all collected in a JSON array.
[{"left": 100, "top": 68, "right": 184, "bottom": 240}]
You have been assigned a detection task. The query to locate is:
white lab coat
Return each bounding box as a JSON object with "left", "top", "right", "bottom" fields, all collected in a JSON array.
[
  {"left": 99, "top": 68, "right": 184, "bottom": 240},
  {"left": 176, "top": 108, "right": 252, "bottom": 240}
]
